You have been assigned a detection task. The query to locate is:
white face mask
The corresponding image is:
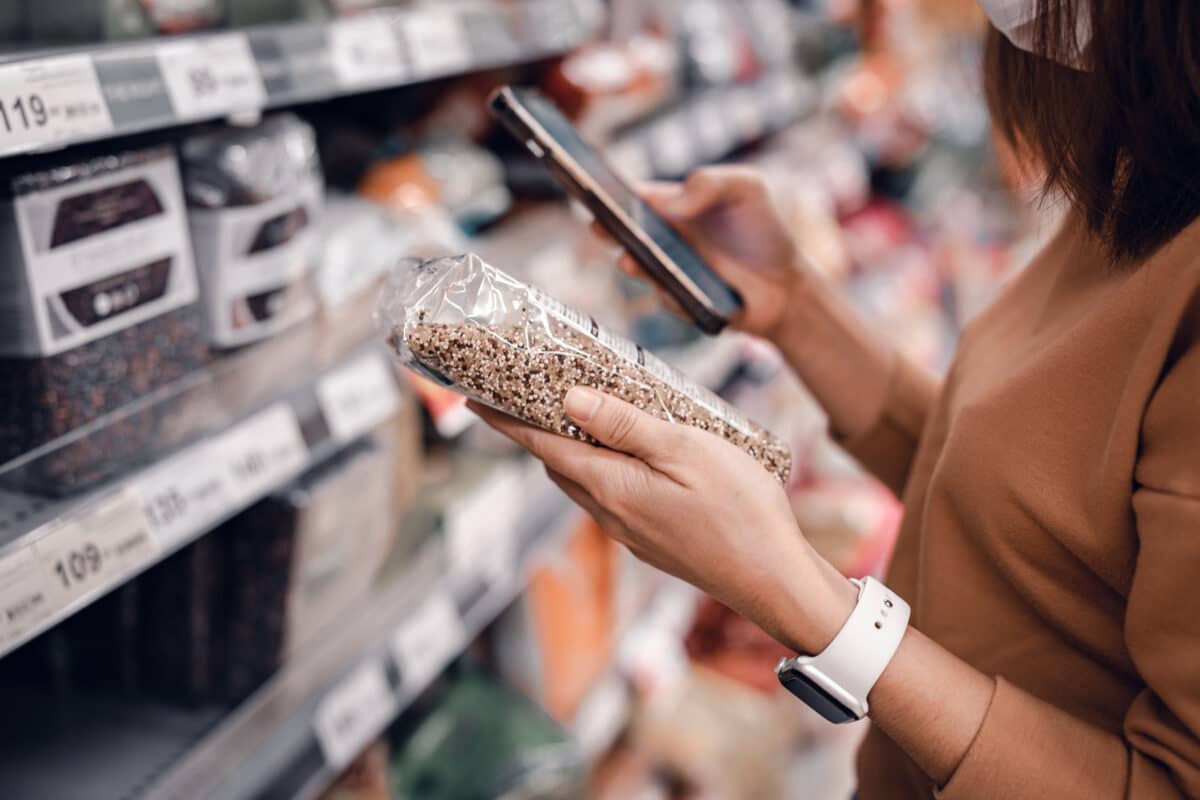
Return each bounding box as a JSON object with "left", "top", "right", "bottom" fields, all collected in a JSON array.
[{"left": 976, "top": 0, "right": 1092, "bottom": 68}]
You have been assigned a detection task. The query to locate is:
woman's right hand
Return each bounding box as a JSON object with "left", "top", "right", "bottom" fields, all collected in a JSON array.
[{"left": 595, "top": 165, "right": 809, "bottom": 341}]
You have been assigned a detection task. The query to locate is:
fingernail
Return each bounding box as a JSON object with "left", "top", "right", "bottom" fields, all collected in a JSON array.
[{"left": 565, "top": 387, "right": 602, "bottom": 423}]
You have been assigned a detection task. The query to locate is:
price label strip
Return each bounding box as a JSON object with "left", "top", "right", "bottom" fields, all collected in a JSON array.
[
  {"left": 0, "top": 490, "right": 156, "bottom": 653},
  {"left": 312, "top": 660, "right": 396, "bottom": 770},
  {"left": 391, "top": 590, "right": 466, "bottom": 692},
  {"left": 402, "top": 9, "right": 472, "bottom": 77},
  {"left": 0, "top": 55, "right": 113, "bottom": 156},
  {"left": 316, "top": 353, "right": 402, "bottom": 444},
  {"left": 219, "top": 404, "right": 309, "bottom": 508},
  {"left": 443, "top": 465, "right": 526, "bottom": 585},
  {"left": 157, "top": 33, "right": 266, "bottom": 120},
  {"left": 329, "top": 16, "right": 407, "bottom": 89},
  {"left": 134, "top": 440, "right": 232, "bottom": 551}
]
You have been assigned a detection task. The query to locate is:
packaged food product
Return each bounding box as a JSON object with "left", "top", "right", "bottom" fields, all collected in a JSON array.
[
  {"left": 26, "top": 0, "right": 226, "bottom": 41},
  {"left": 494, "top": 515, "right": 617, "bottom": 720},
  {"left": 222, "top": 438, "right": 395, "bottom": 701},
  {"left": 379, "top": 254, "right": 791, "bottom": 484},
  {"left": 181, "top": 114, "right": 323, "bottom": 350},
  {"left": 388, "top": 664, "right": 586, "bottom": 799},
  {"left": 0, "top": 147, "right": 208, "bottom": 492}
]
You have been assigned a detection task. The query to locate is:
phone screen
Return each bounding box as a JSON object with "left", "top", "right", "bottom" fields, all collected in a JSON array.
[{"left": 510, "top": 90, "right": 742, "bottom": 326}]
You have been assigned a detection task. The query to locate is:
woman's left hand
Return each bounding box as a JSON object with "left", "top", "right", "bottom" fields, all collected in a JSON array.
[{"left": 469, "top": 387, "right": 858, "bottom": 656}]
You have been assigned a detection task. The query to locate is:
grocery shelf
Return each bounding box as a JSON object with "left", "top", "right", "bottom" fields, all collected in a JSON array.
[
  {"left": 606, "top": 71, "right": 820, "bottom": 180},
  {"left": 0, "top": 335, "right": 405, "bottom": 661},
  {"left": 0, "top": 0, "right": 604, "bottom": 158},
  {"left": 0, "top": 465, "right": 575, "bottom": 800}
]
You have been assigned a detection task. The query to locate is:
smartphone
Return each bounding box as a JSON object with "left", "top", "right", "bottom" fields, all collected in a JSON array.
[{"left": 489, "top": 86, "right": 743, "bottom": 334}]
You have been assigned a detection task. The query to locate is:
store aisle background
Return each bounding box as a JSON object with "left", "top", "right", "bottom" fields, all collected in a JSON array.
[{"left": 0, "top": 0, "right": 1037, "bottom": 797}]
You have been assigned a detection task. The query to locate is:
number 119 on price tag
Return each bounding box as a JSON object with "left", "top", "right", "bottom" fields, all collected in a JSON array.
[{"left": 0, "top": 56, "right": 113, "bottom": 155}]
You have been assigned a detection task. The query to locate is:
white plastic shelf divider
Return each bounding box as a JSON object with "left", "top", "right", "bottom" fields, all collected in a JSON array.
[
  {"left": 0, "top": 346, "right": 404, "bottom": 660},
  {"left": 0, "top": 0, "right": 604, "bottom": 158}
]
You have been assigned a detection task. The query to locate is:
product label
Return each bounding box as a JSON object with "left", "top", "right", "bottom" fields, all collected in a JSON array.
[
  {"left": 316, "top": 352, "right": 402, "bottom": 444},
  {"left": 157, "top": 34, "right": 266, "bottom": 120},
  {"left": 329, "top": 15, "right": 407, "bottom": 89},
  {"left": 390, "top": 589, "right": 466, "bottom": 692},
  {"left": 444, "top": 465, "right": 525, "bottom": 584},
  {"left": 189, "top": 175, "right": 321, "bottom": 347},
  {"left": 9, "top": 153, "right": 199, "bottom": 356},
  {"left": 402, "top": 9, "right": 472, "bottom": 77},
  {"left": 134, "top": 439, "right": 231, "bottom": 551},
  {"left": 313, "top": 660, "right": 396, "bottom": 770},
  {"left": 693, "top": 95, "right": 733, "bottom": 158},
  {"left": 0, "top": 55, "right": 114, "bottom": 156},
  {"left": 218, "top": 404, "right": 309, "bottom": 508},
  {"left": 0, "top": 491, "right": 156, "bottom": 654},
  {"left": 527, "top": 286, "right": 598, "bottom": 338}
]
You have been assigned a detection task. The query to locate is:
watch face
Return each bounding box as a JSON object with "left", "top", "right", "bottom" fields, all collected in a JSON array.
[{"left": 779, "top": 670, "right": 859, "bottom": 724}]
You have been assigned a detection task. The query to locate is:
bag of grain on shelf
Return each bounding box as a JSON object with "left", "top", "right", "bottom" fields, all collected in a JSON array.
[{"left": 377, "top": 253, "right": 790, "bottom": 484}]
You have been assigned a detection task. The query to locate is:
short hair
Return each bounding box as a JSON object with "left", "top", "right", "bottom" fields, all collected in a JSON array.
[{"left": 984, "top": 2, "right": 1200, "bottom": 264}]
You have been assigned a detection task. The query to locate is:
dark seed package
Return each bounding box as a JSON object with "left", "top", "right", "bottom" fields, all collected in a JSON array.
[{"left": 0, "top": 147, "right": 208, "bottom": 494}]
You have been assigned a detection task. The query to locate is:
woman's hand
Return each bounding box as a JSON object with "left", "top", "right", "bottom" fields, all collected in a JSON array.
[
  {"left": 597, "top": 166, "right": 808, "bottom": 340},
  {"left": 469, "top": 387, "right": 858, "bottom": 656}
]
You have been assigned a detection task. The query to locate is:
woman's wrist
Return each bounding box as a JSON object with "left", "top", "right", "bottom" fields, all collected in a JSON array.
[{"left": 756, "top": 534, "right": 860, "bottom": 656}]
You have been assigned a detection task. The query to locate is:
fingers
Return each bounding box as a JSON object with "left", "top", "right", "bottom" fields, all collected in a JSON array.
[
  {"left": 668, "top": 166, "right": 767, "bottom": 220},
  {"left": 468, "top": 400, "right": 642, "bottom": 490},
  {"left": 563, "top": 388, "right": 688, "bottom": 468},
  {"left": 544, "top": 468, "right": 623, "bottom": 534}
]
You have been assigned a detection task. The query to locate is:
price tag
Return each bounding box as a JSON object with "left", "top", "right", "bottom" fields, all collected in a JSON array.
[
  {"left": 219, "top": 404, "right": 308, "bottom": 508},
  {"left": 572, "top": 673, "right": 631, "bottom": 759},
  {"left": 730, "top": 88, "right": 766, "bottom": 141},
  {"left": 391, "top": 590, "right": 465, "bottom": 692},
  {"left": 649, "top": 115, "right": 694, "bottom": 177},
  {"left": 157, "top": 34, "right": 266, "bottom": 120},
  {"left": 329, "top": 16, "right": 407, "bottom": 88},
  {"left": 606, "top": 140, "right": 652, "bottom": 182},
  {"left": 403, "top": 9, "right": 472, "bottom": 77},
  {"left": 313, "top": 660, "right": 396, "bottom": 770},
  {"left": 0, "top": 491, "right": 155, "bottom": 652},
  {"left": 316, "top": 353, "right": 401, "bottom": 444},
  {"left": 134, "top": 441, "right": 232, "bottom": 551},
  {"left": 0, "top": 55, "right": 113, "bottom": 156},
  {"left": 693, "top": 97, "right": 732, "bottom": 159},
  {"left": 444, "top": 466, "right": 525, "bottom": 582}
]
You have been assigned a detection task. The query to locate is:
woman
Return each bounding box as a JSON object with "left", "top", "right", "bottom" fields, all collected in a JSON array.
[{"left": 473, "top": 2, "right": 1200, "bottom": 796}]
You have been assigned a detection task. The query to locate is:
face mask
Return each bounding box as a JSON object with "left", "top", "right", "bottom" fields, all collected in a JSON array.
[{"left": 976, "top": 0, "right": 1092, "bottom": 68}]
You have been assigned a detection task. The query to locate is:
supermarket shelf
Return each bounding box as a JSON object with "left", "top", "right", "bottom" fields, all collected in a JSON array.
[
  {"left": 0, "top": 341, "right": 405, "bottom": 661},
  {"left": 146, "top": 467, "right": 573, "bottom": 800},
  {"left": 605, "top": 71, "right": 819, "bottom": 180},
  {"left": 0, "top": 467, "right": 575, "bottom": 800},
  {"left": 0, "top": 0, "right": 604, "bottom": 158}
]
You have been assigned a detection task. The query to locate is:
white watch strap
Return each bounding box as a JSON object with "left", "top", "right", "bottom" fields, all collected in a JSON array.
[{"left": 802, "top": 576, "right": 910, "bottom": 715}]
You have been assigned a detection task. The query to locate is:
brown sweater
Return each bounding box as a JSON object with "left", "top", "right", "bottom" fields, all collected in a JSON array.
[{"left": 847, "top": 215, "right": 1200, "bottom": 799}]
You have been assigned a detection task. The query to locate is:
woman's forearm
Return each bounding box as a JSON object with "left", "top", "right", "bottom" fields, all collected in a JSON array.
[
  {"left": 770, "top": 268, "right": 897, "bottom": 441},
  {"left": 780, "top": 558, "right": 993, "bottom": 788}
]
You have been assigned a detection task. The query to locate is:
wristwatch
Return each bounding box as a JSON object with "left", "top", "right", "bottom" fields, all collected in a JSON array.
[{"left": 775, "top": 576, "right": 910, "bottom": 723}]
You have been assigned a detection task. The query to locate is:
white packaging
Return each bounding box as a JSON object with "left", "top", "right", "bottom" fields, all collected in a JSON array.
[
  {"left": 0, "top": 149, "right": 199, "bottom": 357},
  {"left": 189, "top": 173, "right": 322, "bottom": 348}
]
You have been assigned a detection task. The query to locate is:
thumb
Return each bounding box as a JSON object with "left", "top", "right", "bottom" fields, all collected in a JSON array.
[{"left": 564, "top": 387, "right": 681, "bottom": 466}]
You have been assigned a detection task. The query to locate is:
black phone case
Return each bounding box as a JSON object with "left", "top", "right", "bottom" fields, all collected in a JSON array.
[{"left": 489, "top": 88, "right": 739, "bottom": 335}]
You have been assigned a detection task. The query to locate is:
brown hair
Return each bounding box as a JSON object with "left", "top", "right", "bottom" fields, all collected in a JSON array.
[{"left": 984, "top": 2, "right": 1200, "bottom": 263}]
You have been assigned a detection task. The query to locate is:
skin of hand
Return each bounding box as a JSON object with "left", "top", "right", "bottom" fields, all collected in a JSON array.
[
  {"left": 472, "top": 387, "right": 996, "bottom": 788},
  {"left": 469, "top": 387, "right": 860, "bottom": 657},
  {"left": 593, "top": 165, "right": 807, "bottom": 340},
  {"left": 594, "top": 165, "right": 896, "bottom": 440}
]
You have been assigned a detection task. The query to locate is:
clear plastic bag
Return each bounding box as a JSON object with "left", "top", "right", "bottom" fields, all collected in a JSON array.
[{"left": 378, "top": 254, "right": 791, "bottom": 484}]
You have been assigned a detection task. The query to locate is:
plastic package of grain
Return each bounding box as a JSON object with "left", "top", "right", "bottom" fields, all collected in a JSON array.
[{"left": 378, "top": 253, "right": 791, "bottom": 484}]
